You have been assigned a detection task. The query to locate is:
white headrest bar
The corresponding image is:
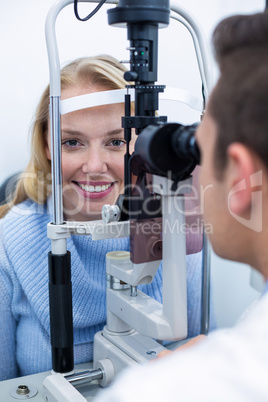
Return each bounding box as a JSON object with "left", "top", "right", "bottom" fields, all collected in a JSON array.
[{"left": 60, "top": 87, "right": 202, "bottom": 115}]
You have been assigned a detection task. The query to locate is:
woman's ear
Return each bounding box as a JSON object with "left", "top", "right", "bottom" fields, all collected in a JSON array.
[
  {"left": 45, "top": 133, "right": 51, "bottom": 161},
  {"left": 227, "top": 143, "right": 259, "bottom": 216}
]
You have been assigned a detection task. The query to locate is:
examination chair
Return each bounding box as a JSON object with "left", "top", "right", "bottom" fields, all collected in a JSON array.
[{"left": 0, "top": 173, "right": 19, "bottom": 205}]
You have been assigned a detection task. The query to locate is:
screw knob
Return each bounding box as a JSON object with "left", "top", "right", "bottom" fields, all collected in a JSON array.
[
  {"left": 102, "top": 204, "right": 121, "bottom": 224},
  {"left": 124, "top": 71, "right": 138, "bottom": 81},
  {"left": 16, "top": 385, "right": 30, "bottom": 395}
]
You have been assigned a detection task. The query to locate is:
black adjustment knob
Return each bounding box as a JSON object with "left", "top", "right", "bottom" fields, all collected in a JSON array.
[{"left": 124, "top": 71, "right": 138, "bottom": 81}]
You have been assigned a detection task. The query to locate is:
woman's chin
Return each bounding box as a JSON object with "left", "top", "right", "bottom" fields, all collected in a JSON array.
[{"left": 63, "top": 197, "right": 117, "bottom": 221}]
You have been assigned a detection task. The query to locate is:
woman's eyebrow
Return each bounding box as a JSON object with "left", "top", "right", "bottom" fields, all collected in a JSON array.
[
  {"left": 61, "top": 128, "right": 124, "bottom": 138},
  {"left": 105, "top": 129, "right": 124, "bottom": 137},
  {"left": 61, "top": 129, "right": 85, "bottom": 137}
]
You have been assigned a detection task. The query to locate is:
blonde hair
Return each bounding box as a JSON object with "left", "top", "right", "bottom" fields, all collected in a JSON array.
[{"left": 0, "top": 55, "right": 129, "bottom": 218}]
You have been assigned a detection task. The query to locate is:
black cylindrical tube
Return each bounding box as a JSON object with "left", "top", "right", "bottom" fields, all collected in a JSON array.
[
  {"left": 48, "top": 251, "right": 74, "bottom": 373},
  {"left": 117, "top": 0, "right": 169, "bottom": 8},
  {"left": 107, "top": 0, "right": 170, "bottom": 27}
]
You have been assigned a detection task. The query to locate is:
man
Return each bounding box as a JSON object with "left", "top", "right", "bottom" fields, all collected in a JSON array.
[{"left": 96, "top": 11, "right": 268, "bottom": 401}]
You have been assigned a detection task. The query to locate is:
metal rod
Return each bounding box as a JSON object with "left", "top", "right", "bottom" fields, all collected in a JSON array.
[
  {"left": 124, "top": 93, "right": 131, "bottom": 195},
  {"left": 130, "top": 286, "right": 138, "bottom": 297},
  {"left": 66, "top": 369, "right": 103, "bottom": 387},
  {"left": 200, "top": 234, "right": 211, "bottom": 335},
  {"left": 170, "top": 1, "right": 214, "bottom": 95},
  {"left": 50, "top": 96, "right": 63, "bottom": 224}
]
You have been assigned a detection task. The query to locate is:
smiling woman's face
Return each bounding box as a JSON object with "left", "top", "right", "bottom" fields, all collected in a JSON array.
[{"left": 46, "top": 84, "right": 132, "bottom": 221}]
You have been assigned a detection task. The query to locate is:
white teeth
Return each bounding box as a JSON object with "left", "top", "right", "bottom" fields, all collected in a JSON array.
[{"left": 79, "top": 183, "right": 112, "bottom": 193}]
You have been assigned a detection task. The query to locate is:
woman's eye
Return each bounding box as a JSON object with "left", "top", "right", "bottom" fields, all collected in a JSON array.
[
  {"left": 109, "top": 139, "right": 126, "bottom": 148},
  {"left": 62, "top": 139, "right": 80, "bottom": 147}
]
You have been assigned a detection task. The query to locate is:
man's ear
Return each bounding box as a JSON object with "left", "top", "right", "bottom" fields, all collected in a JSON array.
[{"left": 227, "top": 143, "right": 258, "bottom": 216}]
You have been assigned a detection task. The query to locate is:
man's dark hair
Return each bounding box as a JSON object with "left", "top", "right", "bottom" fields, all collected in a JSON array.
[{"left": 209, "top": 12, "right": 268, "bottom": 174}]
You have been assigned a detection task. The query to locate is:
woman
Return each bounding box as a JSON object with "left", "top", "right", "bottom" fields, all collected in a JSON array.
[{"left": 0, "top": 55, "right": 206, "bottom": 380}]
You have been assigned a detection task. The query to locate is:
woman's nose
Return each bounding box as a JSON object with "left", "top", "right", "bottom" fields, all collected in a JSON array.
[{"left": 81, "top": 148, "right": 108, "bottom": 174}]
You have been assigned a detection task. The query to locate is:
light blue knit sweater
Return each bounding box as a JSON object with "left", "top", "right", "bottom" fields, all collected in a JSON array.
[{"left": 0, "top": 198, "right": 205, "bottom": 381}]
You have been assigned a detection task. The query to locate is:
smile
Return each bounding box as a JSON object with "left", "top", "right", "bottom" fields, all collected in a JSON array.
[{"left": 77, "top": 182, "right": 112, "bottom": 193}]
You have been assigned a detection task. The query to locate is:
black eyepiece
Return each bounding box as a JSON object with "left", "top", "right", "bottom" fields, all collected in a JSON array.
[
  {"left": 171, "top": 123, "right": 200, "bottom": 165},
  {"left": 133, "top": 122, "right": 200, "bottom": 181}
]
